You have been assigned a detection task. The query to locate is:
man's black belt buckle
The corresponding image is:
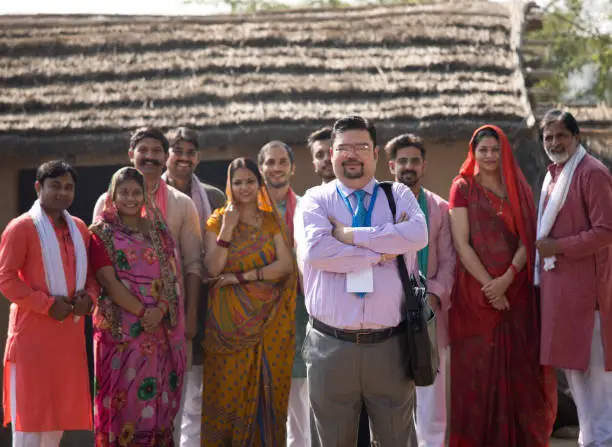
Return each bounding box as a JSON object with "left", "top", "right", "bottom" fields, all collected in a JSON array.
[
  {"left": 313, "top": 318, "right": 400, "bottom": 345},
  {"left": 355, "top": 331, "right": 374, "bottom": 345}
]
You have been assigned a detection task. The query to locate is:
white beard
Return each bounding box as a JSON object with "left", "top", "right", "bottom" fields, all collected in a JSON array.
[{"left": 545, "top": 148, "right": 570, "bottom": 164}]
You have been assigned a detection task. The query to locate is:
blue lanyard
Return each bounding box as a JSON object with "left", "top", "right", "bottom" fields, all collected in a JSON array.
[{"left": 336, "top": 183, "right": 379, "bottom": 227}]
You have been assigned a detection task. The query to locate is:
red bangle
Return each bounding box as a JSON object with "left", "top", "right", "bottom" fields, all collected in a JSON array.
[
  {"left": 235, "top": 272, "right": 246, "bottom": 283},
  {"left": 137, "top": 306, "right": 146, "bottom": 318},
  {"left": 509, "top": 264, "right": 519, "bottom": 278},
  {"left": 158, "top": 299, "right": 169, "bottom": 315},
  {"left": 257, "top": 269, "right": 263, "bottom": 281},
  {"left": 216, "top": 237, "right": 230, "bottom": 248}
]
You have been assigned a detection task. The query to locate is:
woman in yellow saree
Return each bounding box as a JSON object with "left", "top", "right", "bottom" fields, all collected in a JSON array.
[{"left": 201, "top": 157, "right": 297, "bottom": 446}]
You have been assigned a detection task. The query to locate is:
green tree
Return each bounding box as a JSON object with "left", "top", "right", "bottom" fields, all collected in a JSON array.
[{"left": 530, "top": 0, "right": 611, "bottom": 103}]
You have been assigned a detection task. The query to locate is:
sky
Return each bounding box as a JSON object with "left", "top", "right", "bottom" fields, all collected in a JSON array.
[
  {"left": 1, "top": 0, "right": 609, "bottom": 31},
  {"left": 0, "top": 0, "right": 226, "bottom": 15},
  {"left": 1, "top": 0, "right": 608, "bottom": 33},
  {"left": 0, "top": 0, "right": 531, "bottom": 15}
]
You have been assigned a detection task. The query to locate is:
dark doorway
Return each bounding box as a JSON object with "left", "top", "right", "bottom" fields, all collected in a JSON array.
[
  {"left": 195, "top": 160, "right": 229, "bottom": 192},
  {"left": 18, "top": 160, "right": 230, "bottom": 225},
  {"left": 18, "top": 164, "right": 125, "bottom": 225}
]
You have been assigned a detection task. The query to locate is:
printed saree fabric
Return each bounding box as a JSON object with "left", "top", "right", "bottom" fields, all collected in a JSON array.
[
  {"left": 89, "top": 182, "right": 186, "bottom": 447},
  {"left": 201, "top": 172, "right": 297, "bottom": 446}
]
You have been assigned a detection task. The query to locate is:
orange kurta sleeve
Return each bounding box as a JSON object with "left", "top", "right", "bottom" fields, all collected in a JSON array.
[{"left": 0, "top": 217, "right": 54, "bottom": 314}]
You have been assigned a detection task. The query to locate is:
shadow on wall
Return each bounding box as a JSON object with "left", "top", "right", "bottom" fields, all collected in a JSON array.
[{"left": 511, "top": 129, "right": 550, "bottom": 199}]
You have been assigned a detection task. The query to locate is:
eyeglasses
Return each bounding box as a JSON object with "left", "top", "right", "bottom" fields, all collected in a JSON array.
[{"left": 334, "top": 144, "right": 372, "bottom": 154}]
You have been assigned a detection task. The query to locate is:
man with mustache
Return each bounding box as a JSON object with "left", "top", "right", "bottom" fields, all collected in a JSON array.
[
  {"left": 536, "top": 109, "right": 612, "bottom": 447},
  {"left": 257, "top": 141, "right": 309, "bottom": 446},
  {"left": 298, "top": 116, "right": 427, "bottom": 446},
  {"left": 93, "top": 127, "right": 203, "bottom": 442},
  {"left": 0, "top": 160, "right": 96, "bottom": 447},
  {"left": 162, "top": 127, "right": 225, "bottom": 447},
  {"left": 385, "top": 134, "right": 455, "bottom": 447}
]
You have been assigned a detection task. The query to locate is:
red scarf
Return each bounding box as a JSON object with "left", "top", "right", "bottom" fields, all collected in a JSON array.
[
  {"left": 459, "top": 124, "right": 537, "bottom": 282},
  {"left": 149, "top": 178, "right": 169, "bottom": 220}
]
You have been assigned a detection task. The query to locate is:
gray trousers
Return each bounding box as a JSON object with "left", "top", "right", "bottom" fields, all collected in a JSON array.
[{"left": 303, "top": 323, "right": 417, "bottom": 447}]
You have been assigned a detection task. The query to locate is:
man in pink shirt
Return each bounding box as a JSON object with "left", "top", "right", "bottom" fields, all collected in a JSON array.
[
  {"left": 536, "top": 109, "right": 612, "bottom": 446},
  {"left": 386, "top": 134, "right": 455, "bottom": 447},
  {"left": 0, "top": 160, "right": 96, "bottom": 447},
  {"left": 298, "top": 116, "right": 428, "bottom": 445}
]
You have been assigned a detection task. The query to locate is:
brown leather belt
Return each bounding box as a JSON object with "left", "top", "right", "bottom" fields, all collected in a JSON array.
[{"left": 311, "top": 318, "right": 406, "bottom": 345}]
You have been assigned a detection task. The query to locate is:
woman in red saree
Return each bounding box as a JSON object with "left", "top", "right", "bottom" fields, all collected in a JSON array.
[{"left": 448, "top": 125, "right": 556, "bottom": 446}]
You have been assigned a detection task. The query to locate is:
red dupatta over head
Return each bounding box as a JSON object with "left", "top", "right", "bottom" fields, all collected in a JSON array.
[{"left": 460, "top": 124, "right": 537, "bottom": 282}]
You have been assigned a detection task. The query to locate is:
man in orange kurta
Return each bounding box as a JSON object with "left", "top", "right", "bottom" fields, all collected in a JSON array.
[
  {"left": 536, "top": 110, "right": 612, "bottom": 447},
  {"left": 0, "top": 160, "right": 96, "bottom": 446}
]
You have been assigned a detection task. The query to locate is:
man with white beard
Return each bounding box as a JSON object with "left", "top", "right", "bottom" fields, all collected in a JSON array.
[{"left": 536, "top": 109, "right": 612, "bottom": 447}]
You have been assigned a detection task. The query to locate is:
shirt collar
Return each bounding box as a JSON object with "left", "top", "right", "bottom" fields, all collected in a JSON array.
[{"left": 335, "top": 177, "right": 377, "bottom": 197}]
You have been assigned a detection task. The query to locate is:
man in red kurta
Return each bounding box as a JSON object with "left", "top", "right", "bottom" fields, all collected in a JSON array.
[
  {"left": 0, "top": 160, "right": 96, "bottom": 446},
  {"left": 536, "top": 110, "right": 612, "bottom": 447}
]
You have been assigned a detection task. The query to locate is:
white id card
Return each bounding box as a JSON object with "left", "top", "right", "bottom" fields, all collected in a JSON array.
[{"left": 346, "top": 267, "right": 374, "bottom": 293}]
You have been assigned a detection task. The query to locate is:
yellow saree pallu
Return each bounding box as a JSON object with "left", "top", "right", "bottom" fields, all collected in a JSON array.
[{"left": 202, "top": 209, "right": 297, "bottom": 447}]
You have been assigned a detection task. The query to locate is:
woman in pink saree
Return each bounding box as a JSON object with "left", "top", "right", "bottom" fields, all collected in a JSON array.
[{"left": 89, "top": 167, "right": 186, "bottom": 446}]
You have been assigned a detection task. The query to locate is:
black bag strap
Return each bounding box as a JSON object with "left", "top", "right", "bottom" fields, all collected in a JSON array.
[{"left": 378, "top": 182, "right": 420, "bottom": 312}]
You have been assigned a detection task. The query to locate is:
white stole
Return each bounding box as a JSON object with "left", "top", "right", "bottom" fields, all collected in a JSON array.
[
  {"left": 535, "top": 145, "right": 587, "bottom": 285},
  {"left": 29, "top": 200, "right": 87, "bottom": 322},
  {"left": 162, "top": 172, "right": 212, "bottom": 234}
]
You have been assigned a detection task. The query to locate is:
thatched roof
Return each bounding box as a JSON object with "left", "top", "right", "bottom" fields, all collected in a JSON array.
[
  {"left": 564, "top": 104, "right": 612, "bottom": 162},
  {"left": 0, "top": 1, "right": 533, "bottom": 156}
]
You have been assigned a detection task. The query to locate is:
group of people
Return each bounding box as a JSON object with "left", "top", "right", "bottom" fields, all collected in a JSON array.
[{"left": 0, "top": 109, "right": 610, "bottom": 447}]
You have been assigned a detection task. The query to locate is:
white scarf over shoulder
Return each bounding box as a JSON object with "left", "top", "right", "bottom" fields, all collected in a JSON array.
[
  {"left": 162, "top": 172, "right": 212, "bottom": 234},
  {"left": 535, "top": 145, "right": 587, "bottom": 285},
  {"left": 29, "top": 200, "right": 87, "bottom": 322}
]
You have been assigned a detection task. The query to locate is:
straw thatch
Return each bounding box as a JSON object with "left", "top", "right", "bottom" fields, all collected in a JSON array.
[
  {"left": 563, "top": 104, "right": 612, "bottom": 163},
  {"left": 0, "top": 1, "right": 532, "bottom": 155}
]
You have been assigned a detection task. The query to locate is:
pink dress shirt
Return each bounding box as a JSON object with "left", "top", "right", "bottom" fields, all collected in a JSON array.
[{"left": 300, "top": 178, "right": 428, "bottom": 330}]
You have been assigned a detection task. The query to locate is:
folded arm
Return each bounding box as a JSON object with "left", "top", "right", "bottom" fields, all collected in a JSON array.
[
  {"left": 351, "top": 184, "right": 428, "bottom": 254},
  {"left": 243, "top": 233, "right": 294, "bottom": 281},
  {"left": 301, "top": 194, "right": 381, "bottom": 273}
]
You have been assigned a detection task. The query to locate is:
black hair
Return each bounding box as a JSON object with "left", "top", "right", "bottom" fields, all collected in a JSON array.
[
  {"left": 110, "top": 167, "right": 145, "bottom": 200},
  {"left": 540, "top": 109, "right": 581, "bottom": 137},
  {"left": 331, "top": 116, "right": 377, "bottom": 147},
  {"left": 307, "top": 126, "right": 333, "bottom": 152},
  {"left": 129, "top": 126, "right": 170, "bottom": 153},
  {"left": 36, "top": 160, "right": 77, "bottom": 186},
  {"left": 167, "top": 126, "right": 199, "bottom": 150},
  {"left": 257, "top": 140, "right": 295, "bottom": 166},
  {"left": 472, "top": 127, "right": 500, "bottom": 149},
  {"left": 229, "top": 157, "right": 264, "bottom": 187},
  {"left": 383, "top": 133, "right": 426, "bottom": 160}
]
